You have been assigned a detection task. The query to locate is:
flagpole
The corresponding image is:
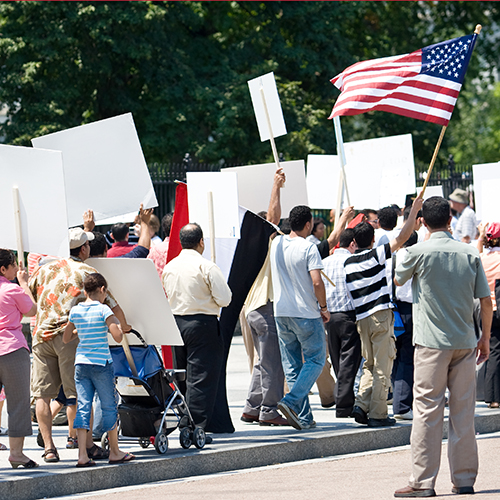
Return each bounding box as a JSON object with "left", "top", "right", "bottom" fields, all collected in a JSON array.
[{"left": 333, "top": 116, "right": 351, "bottom": 225}]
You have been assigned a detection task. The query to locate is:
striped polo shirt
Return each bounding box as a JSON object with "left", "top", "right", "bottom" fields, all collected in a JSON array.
[
  {"left": 69, "top": 301, "right": 114, "bottom": 366},
  {"left": 344, "top": 243, "right": 393, "bottom": 321}
]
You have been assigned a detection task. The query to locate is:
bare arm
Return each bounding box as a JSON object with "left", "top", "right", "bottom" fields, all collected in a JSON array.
[
  {"left": 137, "top": 204, "right": 154, "bottom": 250},
  {"left": 326, "top": 206, "right": 355, "bottom": 250},
  {"left": 310, "top": 269, "right": 330, "bottom": 323},
  {"left": 106, "top": 315, "right": 123, "bottom": 343},
  {"left": 477, "top": 295, "right": 493, "bottom": 364},
  {"left": 63, "top": 321, "right": 78, "bottom": 344},
  {"left": 111, "top": 304, "right": 132, "bottom": 333},
  {"left": 476, "top": 222, "right": 487, "bottom": 254},
  {"left": 390, "top": 197, "right": 423, "bottom": 253},
  {"left": 267, "top": 167, "right": 286, "bottom": 225},
  {"left": 17, "top": 269, "right": 37, "bottom": 317}
]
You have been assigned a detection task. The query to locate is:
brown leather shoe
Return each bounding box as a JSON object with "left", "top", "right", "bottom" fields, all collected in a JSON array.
[
  {"left": 259, "top": 416, "right": 291, "bottom": 426},
  {"left": 240, "top": 413, "right": 259, "bottom": 423},
  {"left": 394, "top": 486, "right": 436, "bottom": 497}
]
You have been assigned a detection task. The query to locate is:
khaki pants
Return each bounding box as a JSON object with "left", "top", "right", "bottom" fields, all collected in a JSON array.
[
  {"left": 409, "top": 346, "right": 478, "bottom": 490},
  {"left": 315, "top": 338, "right": 336, "bottom": 407},
  {"left": 355, "top": 309, "right": 395, "bottom": 419}
]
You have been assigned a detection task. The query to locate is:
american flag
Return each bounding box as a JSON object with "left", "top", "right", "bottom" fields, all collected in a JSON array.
[{"left": 329, "top": 33, "right": 477, "bottom": 126}]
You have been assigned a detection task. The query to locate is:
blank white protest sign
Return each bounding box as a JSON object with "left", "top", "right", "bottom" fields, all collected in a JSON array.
[
  {"left": 223, "top": 160, "right": 308, "bottom": 216},
  {"left": 186, "top": 172, "right": 240, "bottom": 239},
  {"left": 416, "top": 185, "right": 444, "bottom": 200},
  {"left": 306, "top": 155, "right": 342, "bottom": 210},
  {"left": 0, "top": 145, "right": 70, "bottom": 257},
  {"left": 473, "top": 162, "right": 500, "bottom": 221},
  {"left": 248, "top": 72, "right": 287, "bottom": 142},
  {"left": 343, "top": 134, "right": 416, "bottom": 209},
  {"left": 87, "top": 258, "right": 182, "bottom": 347},
  {"left": 31, "top": 113, "right": 158, "bottom": 228}
]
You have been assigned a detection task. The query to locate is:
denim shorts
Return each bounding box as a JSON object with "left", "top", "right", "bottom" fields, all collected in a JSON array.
[{"left": 73, "top": 362, "right": 118, "bottom": 432}]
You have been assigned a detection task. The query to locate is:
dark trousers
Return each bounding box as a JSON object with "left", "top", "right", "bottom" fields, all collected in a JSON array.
[
  {"left": 173, "top": 314, "right": 223, "bottom": 429},
  {"left": 392, "top": 301, "right": 414, "bottom": 415},
  {"left": 325, "top": 311, "right": 361, "bottom": 417},
  {"left": 484, "top": 317, "right": 500, "bottom": 404}
]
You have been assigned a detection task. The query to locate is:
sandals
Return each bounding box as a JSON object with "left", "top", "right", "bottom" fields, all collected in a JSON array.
[
  {"left": 87, "top": 443, "right": 109, "bottom": 460},
  {"left": 488, "top": 402, "right": 500, "bottom": 409},
  {"left": 109, "top": 452, "right": 135, "bottom": 464},
  {"left": 42, "top": 448, "right": 60, "bottom": 463},
  {"left": 75, "top": 459, "right": 96, "bottom": 468},
  {"left": 0, "top": 443, "right": 7, "bottom": 451},
  {"left": 66, "top": 436, "right": 78, "bottom": 449},
  {"left": 10, "top": 459, "right": 39, "bottom": 469}
]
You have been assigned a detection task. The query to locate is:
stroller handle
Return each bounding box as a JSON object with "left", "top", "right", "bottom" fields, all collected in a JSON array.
[{"left": 129, "top": 329, "right": 149, "bottom": 347}]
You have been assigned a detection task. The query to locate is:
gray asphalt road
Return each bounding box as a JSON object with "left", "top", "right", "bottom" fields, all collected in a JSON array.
[{"left": 59, "top": 433, "right": 500, "bottom": 500}]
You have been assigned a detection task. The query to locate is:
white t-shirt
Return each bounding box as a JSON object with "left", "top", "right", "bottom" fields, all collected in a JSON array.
[{"left": 270, "top": 235, "right": 323, "bottom": 319}]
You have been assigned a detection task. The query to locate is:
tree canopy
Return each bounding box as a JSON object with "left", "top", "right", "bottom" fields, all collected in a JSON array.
[{"left": 0, "top": 1, "right": 499, "bottom": 170}]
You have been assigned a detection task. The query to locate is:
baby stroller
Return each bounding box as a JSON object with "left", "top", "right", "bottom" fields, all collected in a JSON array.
[{"left": 102, "top": 330, "right": 206, "bottom": 454}]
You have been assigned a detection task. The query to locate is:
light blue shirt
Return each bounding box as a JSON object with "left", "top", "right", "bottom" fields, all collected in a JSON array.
[
  {"left": 69, "top": 301, "right": 114, "bottom": 366},
  {"left": 270, "top": 235, "right": 323, "bottom": 319}
]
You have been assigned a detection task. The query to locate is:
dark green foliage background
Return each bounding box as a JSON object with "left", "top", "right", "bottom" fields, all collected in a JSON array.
[{"left": 0, "top": 1, "right": 499, "bottom": 170}]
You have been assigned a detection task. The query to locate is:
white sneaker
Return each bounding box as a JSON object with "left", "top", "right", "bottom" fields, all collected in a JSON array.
[
  {"left": 394, "top": 410, "right": 413, "bottom": 420},
  {"left": 0, "top": 427, "right": 8, "bottom": 435}
]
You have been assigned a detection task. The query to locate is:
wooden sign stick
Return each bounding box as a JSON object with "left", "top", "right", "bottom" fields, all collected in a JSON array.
[
  {"left": 420, "top": 125, "right": 447, "bottom": 198},
  {"left": 12, "top": 186, "right": 24, "bottom": 269},
  {"left": 260, "top": 86, "right": 283, "bottom": 176},
  {"left": 207, "top": 191, "right": 216, "bottom": 263},
  {"left": 121, "top": 332, "right": 138, "bottom": 378}
]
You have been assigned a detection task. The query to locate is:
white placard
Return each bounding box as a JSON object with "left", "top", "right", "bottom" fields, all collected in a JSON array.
[
  {"left": 0, "top": 145, "right": 70, "bottom": 257},
  {"left": 186, "top": 172, "right": 240, "bottom": 239},
  {"left": 306, "top": 155, "right": 342, "bottom": 209},
  {"left": 481, "top": 179, "right": 500, "bottom": 223},
  {"left": 87, "top": 258, "right": 182, "bottom": 347},
  {"left": 32, "top": 113, "right": 158, "bottom": 228},
  {"left": 343, "top": 134, "right": 416, "bottom": 209},
  {"left": 416, "top": 185, "right": 444, "bottom": 200},
  {"left": 248, "top": 72, "right": 287, "bottom": 142},
  {"left": 223, "top": 160, "right": 308, "bottom": 216},
  {"left": 472, "top": 162, "right": 500, "bottom": 221}
]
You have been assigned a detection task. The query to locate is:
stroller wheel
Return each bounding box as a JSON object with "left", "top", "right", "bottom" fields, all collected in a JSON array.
[
  {"left": 154, "top": 430, "right": 168, "bottom": 454},
  {"left": 179, "top": 427, "right": 193, "bottom": 449},
  {"left": 138, "top": 437, "right": 151, "bottom": 449},
  {"left": 101, "top": 432, "right": 110, "bottom": 451},
  {"left": 193, "top": 427, "right": 206, "bottom": 449}
]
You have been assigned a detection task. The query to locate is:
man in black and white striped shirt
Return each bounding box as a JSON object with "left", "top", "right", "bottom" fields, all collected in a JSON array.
[{"left": 344, "top": 197, "right": 422, "bottom": 428}]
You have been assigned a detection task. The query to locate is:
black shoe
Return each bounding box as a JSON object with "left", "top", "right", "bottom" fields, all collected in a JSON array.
[
  {"left": 205, "top": 435, "right": 213, "bottom": 445},
  {"left": 321, "top": 401, "right": 335, "bottom": 409},
  {"left": 368, "top": 417, "right": 396, "bottom": 427},
  {"left": 452, "top": 486, "right": 474, "bottom": 495},
  {"left": 351, "top": 405, "right": 368, "bottom": 425}
]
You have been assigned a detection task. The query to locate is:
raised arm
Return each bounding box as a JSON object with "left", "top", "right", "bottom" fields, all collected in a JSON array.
[
  {"left": 390, "top": 197, "right": 423, "bottom": 253},
  {"left": 137, "top": 204, "right": 154, "bottom": 250},
  {"left": 83, "top": 209, "right": 95, "bottom": 232},
  {"left": 267, "top": 167, "right": 286, "bottom": 225},
  {"left": 326, "top": 206, "right": 355, "bottom": 250},
  {"left": 17, "top": 268, "right": 37, "bottom": 317}
]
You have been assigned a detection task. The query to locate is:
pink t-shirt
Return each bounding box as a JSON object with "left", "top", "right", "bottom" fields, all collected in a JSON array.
[{"left": 0, "top": 276, "right": 33, "bottom": 355}]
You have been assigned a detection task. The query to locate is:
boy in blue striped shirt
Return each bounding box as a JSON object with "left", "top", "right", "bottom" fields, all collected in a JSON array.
[{"left": 63, "top": 273, "right": 135, "bottom": 467}]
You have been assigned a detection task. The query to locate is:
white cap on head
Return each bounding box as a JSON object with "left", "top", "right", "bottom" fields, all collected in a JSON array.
[{"left": 69, "top": 228, "right": 94, "bottom": 250}]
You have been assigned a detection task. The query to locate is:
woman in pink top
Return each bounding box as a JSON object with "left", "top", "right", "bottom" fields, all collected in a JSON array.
[
  {"left": 478, "top": 223, "right": 500, "bottom": 408},
  {"left": 0, "top": 249, "right": 37, "bottom": 468}
]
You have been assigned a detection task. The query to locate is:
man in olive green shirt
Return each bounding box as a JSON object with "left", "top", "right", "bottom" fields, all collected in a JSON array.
[{"left": 394, "top": 196, "right": 492, "bottom": 498}]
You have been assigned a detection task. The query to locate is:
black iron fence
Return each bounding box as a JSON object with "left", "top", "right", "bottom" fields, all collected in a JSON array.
[{"left": 149, "top": 154, "right": 475, "bottom": 237}]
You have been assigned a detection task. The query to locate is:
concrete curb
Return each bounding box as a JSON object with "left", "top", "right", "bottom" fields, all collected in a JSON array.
[{"left": 2, "top": 411, "right": 499, "bottom": 500}]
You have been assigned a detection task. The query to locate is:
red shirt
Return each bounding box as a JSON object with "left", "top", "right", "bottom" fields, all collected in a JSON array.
[{"left": 107, "top": 241, "right": 137, "bottom": 258}]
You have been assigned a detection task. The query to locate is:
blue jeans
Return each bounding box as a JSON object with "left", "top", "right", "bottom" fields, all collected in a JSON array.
[
  {"left": 275, "top": 316, "right": 326, "bottom": 425},
  {"left": 73, "top": 362, "right": 118, "bottom": 432}
]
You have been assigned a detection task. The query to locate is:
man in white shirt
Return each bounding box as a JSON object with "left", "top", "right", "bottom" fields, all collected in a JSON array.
[
  {"left": 449, "top": 188, "right": 477, "bottom": 243},
  {"left": 162, "top": 223, "right": 232, "bottom": 433}
]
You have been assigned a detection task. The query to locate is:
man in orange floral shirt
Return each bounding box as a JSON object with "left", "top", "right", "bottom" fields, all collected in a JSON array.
[{"left": 29, "top": 227, "right": 130, "bottom": 463}]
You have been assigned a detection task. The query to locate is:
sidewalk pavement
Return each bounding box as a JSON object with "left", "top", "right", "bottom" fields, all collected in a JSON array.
[{"left": 1, "top": 336, "right": 499, "bottom": 500}]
